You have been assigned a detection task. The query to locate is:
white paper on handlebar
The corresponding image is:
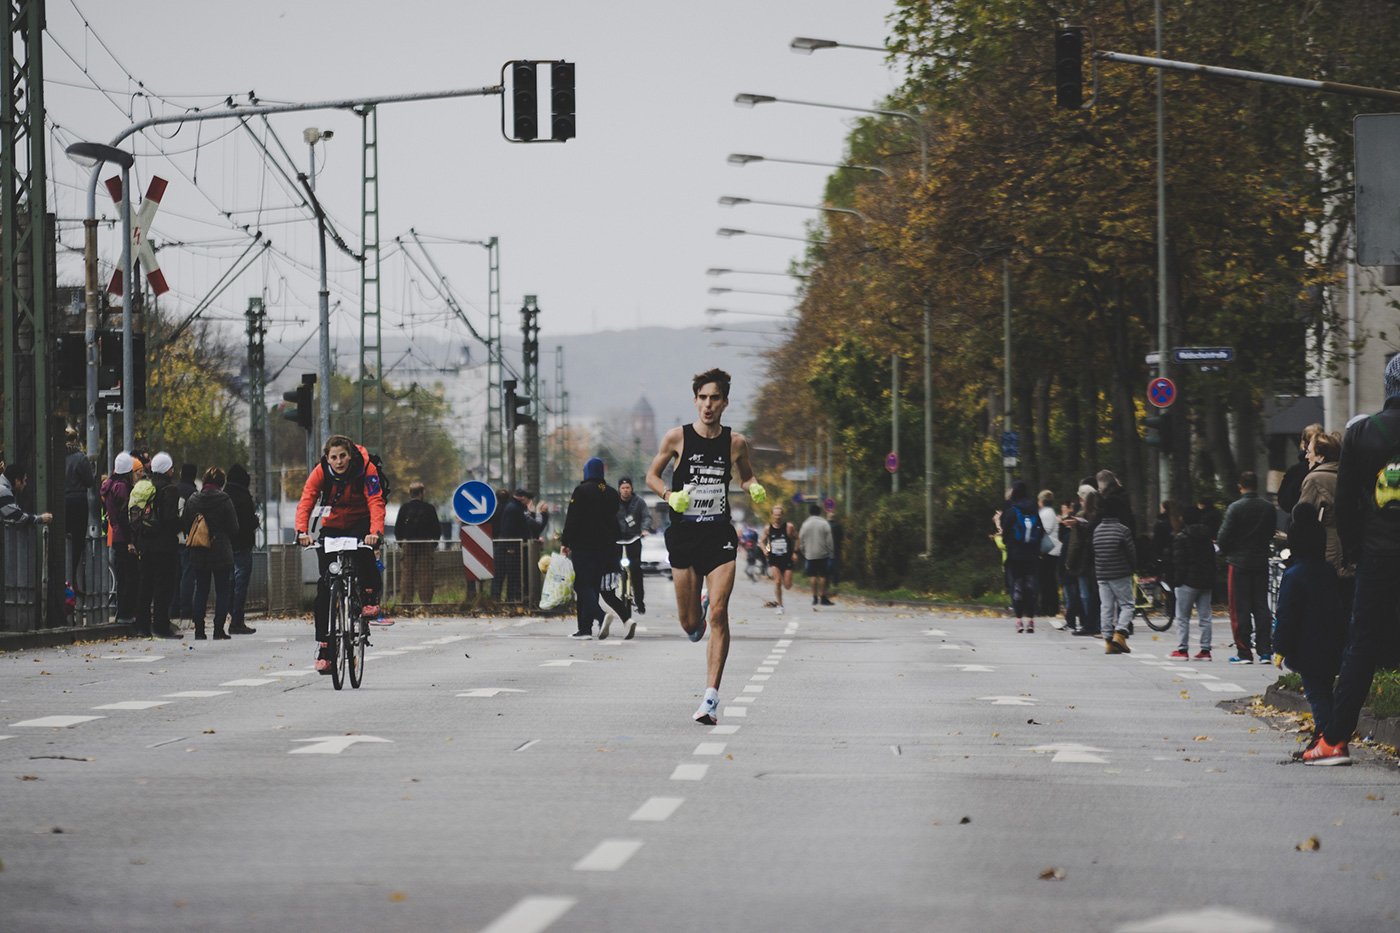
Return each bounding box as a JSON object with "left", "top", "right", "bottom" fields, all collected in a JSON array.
[{"left": 324, "top": 536, "right": 360, "bottom": 553}]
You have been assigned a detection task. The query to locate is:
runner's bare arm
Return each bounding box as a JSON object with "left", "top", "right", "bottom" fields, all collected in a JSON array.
[
  {"left": 732, "top": 430, "right": 757, "bottom": 489},
  {"left": 646, "top": 426, "right": 683, "bottom": 500}
]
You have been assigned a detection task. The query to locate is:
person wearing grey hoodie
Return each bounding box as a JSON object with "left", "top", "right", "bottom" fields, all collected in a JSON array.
[
  {"left": 183, "top": 466, "right": 239, "bottom": 640},
  {"left": 1093, "top": 494, "right": 1137, "bottom": 654}
]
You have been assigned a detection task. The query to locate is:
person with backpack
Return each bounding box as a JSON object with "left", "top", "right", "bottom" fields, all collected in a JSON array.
[
  {"left": 183, "top": 466, "right": 239, "bottom": 640},
  {"left": 295, "top": 435, "right": 389, "bottom": 674},
  {"left": 225, "top": 464, "right": 259, "bottom": 635},
  {"left": 131, "top": 453, "right": 183, "bottom": 639},
  {"left": 999, "top": 479, "right": 1044, "bottom": 634},
  {"left": 100, "top": 451, "right": 141, "bottom": 628}
]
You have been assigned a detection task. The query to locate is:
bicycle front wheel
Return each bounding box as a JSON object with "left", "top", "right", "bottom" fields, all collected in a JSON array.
[
  {"left": 330, "top": 580, "right": 347, "bottom": 691},
  {"left": 348, "top": 616, "right": 365, "bottom": 688}
]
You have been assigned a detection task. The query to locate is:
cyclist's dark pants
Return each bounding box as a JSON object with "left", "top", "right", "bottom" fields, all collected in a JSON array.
[
  {"left": 624, "top": 539, "right": 645, "bottom": 610},
  {"left": 314, "top": 522, "right": 381, "bottom": 642},
  {"left": 572, "top": 548, "right": 629, "bottom": 635}
]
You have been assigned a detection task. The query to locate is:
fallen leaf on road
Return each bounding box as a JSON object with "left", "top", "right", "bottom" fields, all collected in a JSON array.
[
  {"left": 990, "top": 732, "right": 999, "bottom": 738},
  {"left": 1193, "top": 735, "right": 1212, "bottom": 742},
  {"left": 1039, "top": 867, "right": 1066, "bottom": 881},
  {"left": 725, "top": 754, "right": 734, "bottom": 760},
  {"left": 18, "top": 775, "right": 38, "bottom": 781},
  {"left": 1027, "top": 719, "right": 1041, "bottom": 725},
  {"left": 959, "top": 816, "right": 971, "bottom": 824},
  {"left": 1296, "top": 836, "right": 1321, "bottom": 852},
  {"left": 1366, "top": 794, "right": 1385, "bottom": 801},
  {"left": 202, "top": 729, "right": 215, "bottom": 734},
  {"left": 389, "top": 891, "right": 408, "bottom": 903}
]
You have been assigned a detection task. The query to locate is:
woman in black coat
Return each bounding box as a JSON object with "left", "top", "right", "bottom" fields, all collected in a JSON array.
[{"left": 183, "top": 467, "right": 239, "bottom": 640}]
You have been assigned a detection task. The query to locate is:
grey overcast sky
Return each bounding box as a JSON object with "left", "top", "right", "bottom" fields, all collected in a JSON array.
[{"left": 42, "top": 0, "right": 901, "bottom": 369}]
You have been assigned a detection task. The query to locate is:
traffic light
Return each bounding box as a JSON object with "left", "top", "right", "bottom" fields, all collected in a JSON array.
[
  {"left": 1144, "top": 409, "right": 1174, "bottom": 453},
  {"left": 97, "top": 331, "right": 147, "bottom": 408},
  {"left": 550, "top": 62, "right": 576, "bottom": 141},
  {"left": 1055, "top": 26, "right": 1086, "bottom": 110},
  {"left": 511, "top": 61, "right": 538, "bottom": 141},
  {"left": 282, "top": 372, "right": 316, "bottom": 433},
  {"left": 504, "top": 378, "right": 534, "bottom": 429}
]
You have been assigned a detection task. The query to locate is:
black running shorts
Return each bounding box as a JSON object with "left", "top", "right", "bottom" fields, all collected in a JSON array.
[{"left": 665, "top": 521, "right": 738, "bottom": 577}]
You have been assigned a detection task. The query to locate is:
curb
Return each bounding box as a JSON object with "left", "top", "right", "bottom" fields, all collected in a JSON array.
[
  {"left": 0, "top": 623, "right": 135, "bottom": 651},
  {"left": 1263, "top": 682, "right": 1400, "bottom": 749}
]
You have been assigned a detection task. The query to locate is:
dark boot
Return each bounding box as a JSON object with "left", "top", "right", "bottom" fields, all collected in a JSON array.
[
  {"left": 194, "top": 621, "right": 207, "bottom": 640},
  {"left": 213, "top": 620, "right": 231, "bottom": 640},
  {"left": 152, "top": 623, "right": 183, "bottom": 640},
  {"left": 227, "top": 621, "right": 257, "bottom": 635},
  {"left": 131, "top": 622, "right": 153, "bottom": 639}
]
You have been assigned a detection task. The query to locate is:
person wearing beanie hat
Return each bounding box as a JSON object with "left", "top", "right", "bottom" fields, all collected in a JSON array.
[
  {"left": 560, "top": 456, "right": 633, "bottom": 640},
  {"left": 100, "top": 451, "right": 140, "bottom": 628},
  {"left": 1307, "top": 355, "right": 1400, "bottom": 764},
  {"left": 224, "top": 464, "right": 258, "bottom": 635},
  {"left": 490, "top": 486, "right": 549, "bottom": 603},
  {"left": 615, "top": 475, "right": 652, "bottom": 615},
  {"left": 131, "top": 451, "right": 183, "bottom": 639},
  {"left": 62, "top": 427, "right": 97, "bottom": 583}
]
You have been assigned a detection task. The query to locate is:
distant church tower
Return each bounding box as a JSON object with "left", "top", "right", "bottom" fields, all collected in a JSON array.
[{"left": 631, "top": 396, "right": 656, "bottom": 451}]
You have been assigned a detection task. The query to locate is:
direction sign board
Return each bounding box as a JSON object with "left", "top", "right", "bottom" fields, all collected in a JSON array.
[
  {"left": 1000, "top": 431, "right": 1019, "bottom": 458},
  {"left": 453, "top": 480, "right": 497, "bottom": 526},
  {"left": 1147, "top": 377, "right": 1177, "bottom": 409},
  {"left": 1356, "top": 113, "right": 1400, "bottom": 266},
  {"left": 1172, "top": 347, "right": 1234, "bottom": 364}
]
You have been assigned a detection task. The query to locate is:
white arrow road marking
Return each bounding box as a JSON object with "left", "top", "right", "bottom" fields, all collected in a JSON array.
[
  {"left": 670, "top": 763, "right": 709, "bottom": 781},
  {"left": 92, "top": 701, "right": 170, "bottom": 711},
  {"left": 289, "top": 735, "right": 393, "bottom": 755},
  {"left": 457, "top": 688, "right": 527, "bottom": 698},
  {"left": 694, "top": 742, "right": 726, "bottom": 756},
  {"left": 952, "top": 664, "right": 996, "bottom": 672},
  {"left": 1203, "top": 682, "right": 1246, "bottom": 692},
  {"left": 479, "top": 896, "right": 575, "bottom": 933},
  {"left": 541, "top": 659, "right": 590, "bottom": 667},
  {"left": 1025, "top": 743, "right": 1110, "bottom": 764},
  {"left": 1115, "top": 906, "right": 1280, "bottom": 933},
  {"left": 11, "top": 715, "right": 105, "bottom": 728},
  {"left": 0, "top": 735, "right": 13, "bottom": 742},
  {"left": 709, "top": 724, "right": 741, "bottom": 735},
  {"left": 630, "top": 797, "right": 684, "bottom": 822},
  {"left": 979, "top": 695, "right": 1037, "bottom": 706},
  {"left": 573, "top": 839, "right": 643, "bottom": 871},
  {"left": 162, "top": 690, "right": 230, "bottom": 698},
  {"left": 923, "top": 628, "right": 950, "bottom": 636},
  {"left": 220, "top": 678, "right": 278, "bottom": 687}
]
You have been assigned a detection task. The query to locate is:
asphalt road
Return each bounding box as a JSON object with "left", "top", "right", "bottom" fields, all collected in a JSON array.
[{"left": 1, "top": 575, "right": 1396, "bottom": 932}]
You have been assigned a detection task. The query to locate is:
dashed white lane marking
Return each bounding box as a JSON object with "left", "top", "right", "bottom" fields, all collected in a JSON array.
[
  {"left": 397, "top": 645, "right": 428, "bottom": 651},
  {"left": 980, "top": 695, "right": 1037, "bottom": 706},
  {"left": 0, "top": 735, "right": 13, "bottom": 742},
  {"left": 670, "top": 763, "right": 709, "bottom": 781},
  {"left": 1115, "top": 906, "right": 1282, "bottom": 933},
  {"left": 99, "top": 655, "right": 163, "bottom": 663},
  {"left": 1203, "top": 682, "right": 1247, "bottom": 692},
  {"left": 11, "top": 715, "right": 105, "bottom": 728},
  {"left": 421, "top": 635, "right": 472, "bottom": 645},
  {"left": 775, "top": 638, "right": 793, "bottom": 646},
  {"left": 936, "top": 644, "right": 965, "bottom": 650},
  {"left": 540, "top": 659, "right": 589, "bottom": 667},
  {"left": 458, "top": 688, "right": 527, "bottom": 698},
  {"left": 478, "top": 895, "right": 575, "bottom": 933},
  {"left": 750, "top": 674, "right": 771, "bottom": 682},
  {"left": 162, "top": 690, "right": 230, "bottom": 698},
  {"left": 92, "top": 701, "right": 170, "bottom": 711},
  {"left": 723, "top": 706, "right": 748, "bottom": 718},
  {"left": 951, "top": 664, "right": 996, "bottom": 672},
  {"left": 220, "top": 678, "right": 277, "bottom": 687},
  {"left": 1174, "top": 671, "right": 1219, "bottom": 681},
  {"left": 265, "top": 670, "right": 317, "bottom": 678},
  {"left": 732, "top": 696, "right": 756, "bottom": 705},
  {"left": 630, "top": 796, "right": 684, "bottom": 821},
  {"left": 515, "top": 740, "right": 540, "bottom": 752},
  {"left": 573, "top": 839, "right": 643, "bottom": 872},
  {"left": 763, "top": 657, "right": 782, "bottom": 664},
  {"left": 709, "top": 724, "right": 740, "bottom": 735},
  {"left": 263, "top": 638, "right": 292, "bottom": 643},
  {"left": 924, "top": 628, "right": 950, "bottom": 636},
  {"left": 756, "top": 666, "right": 775, "bottom": 673},
  {"left": 289, "top": 735, "right": 393, "bottom": 755},
  {"left": 368, "top": 650, "right": 407, "bottom": 658},
  {"left": 771, "top": 648, "right": 787, "bottom": 654},
  {"left": 742, "top": 685, "right": 763, "bottom": 693},
  {"left": 694, "top": 742, "right": 726, "bottom": 756},
  {"left": 1025, "top": 743, "right": 1110, "bottom": 764}
]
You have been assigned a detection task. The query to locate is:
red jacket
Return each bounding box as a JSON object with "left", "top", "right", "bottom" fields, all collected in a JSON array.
[{"left": 295, "top": 444, "right": 386, "bottom": 536}]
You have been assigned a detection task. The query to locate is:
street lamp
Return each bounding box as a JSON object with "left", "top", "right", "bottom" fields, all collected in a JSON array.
[
  {"left": 706, "top": 267, "right": 808, "bottom": 279},
  {"left": 66, "top": 141, "right": 136, "bottom": 473},
  {"left": 717, "top": 227, "right": 822, "bottom": 244},
  {"left": 790, "top": 36, "right": 893, "bottom": 55},
  {"left": 706, "top": 307, "right": 794, "bottom": 319},
  {"left": 707, "top": 286, "right": 798, "bottom": 299},
  {"left": 728, "top": 152, "right": 890, "bottom": 178},
  {"left": 303, "top": 127, "right": 334, "bottom": 446},
  {"left": 719, "top": 195, "right": 868, "bottom": 223}
]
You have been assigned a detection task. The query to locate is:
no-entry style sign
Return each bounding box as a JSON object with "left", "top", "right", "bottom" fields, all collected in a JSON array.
[
  {"left": 885, "top": 451, "right": 899, "bottom": 474},
  {"left": 1147, "top": 377, "right": 1177, "bottom": 409}
]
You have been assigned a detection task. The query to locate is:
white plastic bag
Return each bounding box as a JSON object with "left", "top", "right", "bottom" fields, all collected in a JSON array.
[{"left": 539, "top": 553, "right": 575, "bottom": 610}]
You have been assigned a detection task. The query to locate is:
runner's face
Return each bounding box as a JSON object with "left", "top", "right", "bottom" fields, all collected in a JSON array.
[
  {"left": 694, "top": 382, "right": 728, "bottom": 425},
  {"left": 327, "top": 445, "right": 352, "bottom": 475}
]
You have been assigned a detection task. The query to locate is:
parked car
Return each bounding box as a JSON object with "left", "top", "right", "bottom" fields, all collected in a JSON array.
[{"left": 639, "top": 534, "right": 671, "bottom": 578}]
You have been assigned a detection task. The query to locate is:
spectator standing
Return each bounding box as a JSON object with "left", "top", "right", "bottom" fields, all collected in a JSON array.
[
  {"left": 1216, "top": 471, "right": 1277, "bottom": 664},
  {"left": 999, "top": 480, "right": 1043, "bottom": 633},
  {"left": 1272, "top": 502, "right": 1347, "bottom": 758},
  {"left": 170, "top": 462, "right": 199, "bottom": 621},
  {"left": 1277, "top": 423, "right": 1324, "bottom": 518},
  {"left": 131, "top": 453, "right": 182, "bottom": 640},
  {"left": 615, "top": 476, "right": 652, "bottom": 614},
  {"left": 62, "top": 427, "right": 95, "bottom": 584},
  {"left": 100, "top": 452, "right": 140, "bottom": 627},
  {"left": 1062, "top": 486, "right": 1101, "bottom": 636},
  {"left": 1056, "top": 500, "right": 1081, "bottom": 631},
  {"left": 1094, "top": 494, "right": 1136, "bottom": 654},
  {"left": 1169, "top": 506, "right": 1216, "bottom": 660},
  {"left": 492, "top": 488, "right": 549, "bottom": 602},
  {"left": 394, "top": 481, "right": 442, "bottom": 605},
  {"left": 560, "top": 458, "right": 632, "bottom": 640},
  {"left": 184, "top": 467, "right": 238, "bottom": 641},
  {"left": 1037, "top": 489, "right": 1062, "bottom": 622},
  {"left": 224, "top": 464, "right": 258, "bottom": 635},
  {"left": 1297, "top": 430, "right": 1351, "bottom": 616},
  {"left": 798, "top": 502, "right": 835, "bottom": 608},
  {"left": 1, "top": 462, "right": 53, "bottom": 529},
  {"left": 1307, "top": 354, "right": 1400, "bottom": 765}
]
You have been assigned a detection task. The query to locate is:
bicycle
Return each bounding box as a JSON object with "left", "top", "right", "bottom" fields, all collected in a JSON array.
[
  {"left": 1131, "top": 574, "right": 1174, "bottom": 633},
  {"left": 614, "top": 534, "right": 641, "bottom": 621},
  {"left": 316, "top": 537, "right": 375, "bottom": 690}
]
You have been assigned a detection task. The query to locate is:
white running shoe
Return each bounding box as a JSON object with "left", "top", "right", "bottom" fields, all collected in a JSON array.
[
  {"left": 623, "top": 618, "right": 637, "bottom": 640},
  {"left": 598, "top": 611, "right": 617, "bottom": 640},
  {"left": 775, "top": 605, "right": 784, "bottom": 615},
  {"left": 1051, "top": 619, "right": 1067, "bottom": 631},
  {"left": 693, "top": 695, "right": 718, "bottom": 725}
]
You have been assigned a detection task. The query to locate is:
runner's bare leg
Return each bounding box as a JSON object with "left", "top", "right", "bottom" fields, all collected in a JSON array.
[
  {"left": 704, "top": 560, "right": 736, "bottom": 689},
  {"left": 673, "top": 567, "right": 703, "bottom": 637}
]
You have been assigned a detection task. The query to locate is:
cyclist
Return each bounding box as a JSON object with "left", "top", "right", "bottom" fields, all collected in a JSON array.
[{"left": 295, "top": 435, "right": 390, "bottom": 674}]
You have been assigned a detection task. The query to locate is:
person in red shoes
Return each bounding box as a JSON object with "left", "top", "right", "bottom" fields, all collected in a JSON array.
[{"left": 296, "top": 435, "right": 389, "bottom": 674}]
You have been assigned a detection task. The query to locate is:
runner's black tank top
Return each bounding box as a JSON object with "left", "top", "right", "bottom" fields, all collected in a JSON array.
[
  {"left": 672, "top": 424, "right": 731, "bottom": 524},
  {"left": 766, "top": 521, "right": 793, "bottom": 557}
]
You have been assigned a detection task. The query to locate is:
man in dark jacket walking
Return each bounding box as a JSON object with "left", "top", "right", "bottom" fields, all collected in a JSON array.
[
  {"left": 561, "top": 458, "right": 633, "bottom": 640},
  {"left": 1216, "top": 471, "right": 1277, "bottom": 664},
  {"left": 1305, "top": 354, "right": 1400, "bottom": 765},
  {"left": 1169, "top": 517, "right": 1216, "bottom": 660},
  {"left": 225, "top": 464, "right": 258, "bottom": 635},
  {"left": 133, "top": 453, "right": 183, "bottom": 639},
  {"left": 394, "top": 482, "right": 442, "bottom": 603},
  {"left": 491, "top": 488, "right": 549, "bottom": 602}
]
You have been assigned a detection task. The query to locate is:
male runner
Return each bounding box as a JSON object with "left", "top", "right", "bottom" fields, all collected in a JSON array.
[
  {"left": 761, "top": 503, "right": 798, "bottom": 614},
  {"left": 646, "top": 368, "right": 766, "bottom": 724}
]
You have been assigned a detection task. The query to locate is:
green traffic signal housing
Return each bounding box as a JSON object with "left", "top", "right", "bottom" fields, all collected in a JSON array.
[{"left": 1143, "top": 409, "right": 1174, "bottom": 453}]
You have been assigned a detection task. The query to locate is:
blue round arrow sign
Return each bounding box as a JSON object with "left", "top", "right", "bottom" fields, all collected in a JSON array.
[{"left": 453, "top": 481, "right": 497, "bottom": 526}]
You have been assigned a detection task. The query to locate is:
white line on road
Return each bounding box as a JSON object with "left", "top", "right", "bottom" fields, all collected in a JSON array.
[
  {"left": 458, "top": 688, "right": 526, "bottom": 698},
  {"left": 723, "top": 706, "right": 748, "bottom": 718},
  {"left": 742, "top": 685, "right": 764, "bottom": 693},
  {"left": 1174, "top": 671, "right": 1219, "bottom": 681},
  {"left": 670, "top": 763, "right": 709, "bottom": 781},
  {"left": 936, "top": 644, "right": 965, "bottom": 650},
  {"left": 0, "top": 735, "right": 12, "bottom": 741},
  {"left": 105, "top": 656, "right": 162, "bottom": 663},
  {"left": 709, "top": 724, "right": 740, "bottom": 735},
  {"left": 951, "top": 664, "right": 996, "bottom": 672},
  {"left": 694, "top": 742, "right": 726, "bottom": 756},
  {"left": 10, "top": 715, "right": 105, "bottom": 728},
  {"left": 776, "top": 639, "right": 793, "bottom": 646},
  {"left": 923, "top": 629, "right": 950, "bottom": 636},
  {"left": 573, "top": 839, "right": 644, "bottom": 871},
  {"left": 265, "top": 670, "right": 317, "bottom": 678},
  {"left": 1025, "top": 743, "right": 1110, "bottom": 764},
  {"left": 1203, "top": 682, "right": 1246, "bottom": 692},
  {"left": 92, "top": 701, "right": 170, "bottom": 711},
  {"left": 979, "top": 695, "right": 1037, "bottom": 706},
  {"left": 732, "top": 696, "right": 756, "bottom": 705},
  {"left": 478, "top": 896, "right": 575, "bottom": 933},
  {"left": 397, "top": 645, "right": 428, "bottom": 651},
  {"left": 629, "top": 796, "right": 684, "bottom": 821},
  {"left": 219, "top": 678, "right": 278, "bottom": 687},
  {"left": 540, "top": 659, "right": 590, "bottom": 667},
  {"left": 368, "top": 650, "right": 407, "bottom": 658},
  {"left": 515, "top": 740, "right": 540, "bottom": 752},
  {"left": 756, "top": 666, "right": 775, "bottom": 673},
  {"left": 262, "top": 638, "right": 292, "bottom": 643},
  {"left": 763, "top": 657, "right": 782, "bottom": 664},
  {"left": 289, "top": 735, "right": 393, "bottom": 755},
  {"left": 162, "top": 690, "right": 230, "bottom": 698},
  {"left": 750, "top": 674, "right": 771, "bottom": 681}
]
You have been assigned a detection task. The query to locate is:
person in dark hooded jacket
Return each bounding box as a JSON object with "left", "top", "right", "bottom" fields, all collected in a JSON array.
[
  {"left": 1169, "top": 511, "right": 1216, "bottom": 660},
  {"left": 999, "top": 479, "right": 1043, "bottom": 634},
  {"left": 183, "top": 466, "right": 239, "bottom": 640},
  {"left": 225, "top": 464, "right": 258, "bottom": 635},
  {"left": 561, "top": 457, "right": 633, "bottom": 640},
  {"left": 133, "top": 452, "right": 183, "bottom": 639}
]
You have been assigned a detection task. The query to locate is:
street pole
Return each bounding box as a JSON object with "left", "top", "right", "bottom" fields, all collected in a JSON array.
[
  {"left": 1154, "top": 0, "right": 1170, "bottom": 502},
  {"left": 120, "top": 162, "right": 134, "bottom": 452},
  {"left": 1003, "top": 258, "right": 1013, "bottom": 494},
  {"left": 307, "top": 129, "right": 332, "bottom": 447},
  {"left": 891, "top": 353, "right": 899, "bottom": 493}
]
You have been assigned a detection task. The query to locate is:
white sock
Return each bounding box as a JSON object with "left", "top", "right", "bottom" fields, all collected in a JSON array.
[{"left": 704, "top": 687, "right": 719, "bottom": 706}]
